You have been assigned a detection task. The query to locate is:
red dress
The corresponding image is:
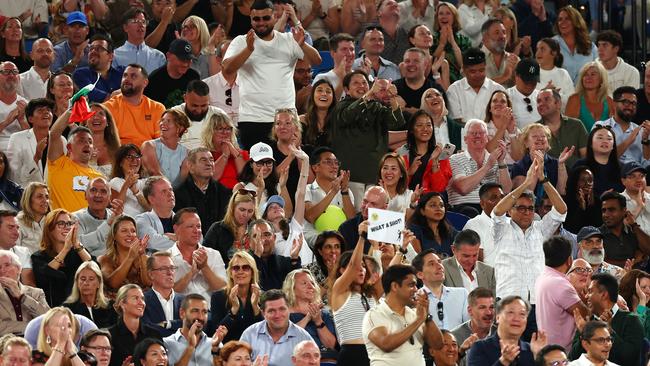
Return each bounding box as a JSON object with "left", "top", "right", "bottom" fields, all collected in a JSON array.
[
  {"left": 210, "top": 149, "right": 250, "bottom": 189},
  {"left": 402, "top": 155, "right": 452, "bottom": 193}
]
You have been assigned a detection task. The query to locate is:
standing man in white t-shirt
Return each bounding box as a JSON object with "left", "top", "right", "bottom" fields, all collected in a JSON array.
[{"left": 222, "top": 0, "right": 321, "bottom": 149}]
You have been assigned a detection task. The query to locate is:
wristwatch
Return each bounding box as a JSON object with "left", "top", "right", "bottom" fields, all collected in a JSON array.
[
  {"left": 642, "top": 139, "right": 650, "bottom": 146},
  {"left": 539, "top": 176, "right": 550, "bottom": 184}
]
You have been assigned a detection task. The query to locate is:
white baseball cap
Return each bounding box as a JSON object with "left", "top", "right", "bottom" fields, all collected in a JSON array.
[{"left": 249, "top": 142, "right": 275, "bottom": 162}]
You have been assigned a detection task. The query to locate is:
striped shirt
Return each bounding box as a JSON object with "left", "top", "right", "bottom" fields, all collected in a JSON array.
[
  {"left": 333, "top": 292, "right": 376, "bottom": 344},
  {"left": 447, "top": 150, "right": 500, "bottom": 206}
]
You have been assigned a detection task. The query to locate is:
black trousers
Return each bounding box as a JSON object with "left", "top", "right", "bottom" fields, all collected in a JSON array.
[
  {"left": 337, "top": 344, "right": 369, "bottom": 366},
  {"left": 237, "top": 121, "right": 274, "bottom": 150}
]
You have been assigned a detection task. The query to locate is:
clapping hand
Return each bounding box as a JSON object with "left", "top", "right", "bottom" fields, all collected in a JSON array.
[
  {"left": 407, "top": 155, "right": 422, "bottom": 176},
  {"left": 530, "top": 331, "right": 547, "bottom": 356},
  {"left": 290, "top": 233, "right": 304, "bottom": 260},
  {"left": 253, "top": 355, "right": 269, "bottom": 366},
  {"left": 558, "top": 146, "right": 575, "bottom": 165},
  {"left": 246, "top": 30, "right": 255, "bottom": 52},
  {"left": 499, "top": 341, "right": 521, "bottom": 365},
  {"left": 212, "top": 325, "right": 228, "bottom": 346}
]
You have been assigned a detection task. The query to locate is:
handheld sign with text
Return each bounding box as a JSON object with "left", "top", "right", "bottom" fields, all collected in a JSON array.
[{"left": 368, "top": 208, "right": 405, "bottom": 245}]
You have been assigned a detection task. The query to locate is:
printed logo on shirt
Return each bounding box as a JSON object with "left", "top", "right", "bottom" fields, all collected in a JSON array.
[
  {"left": 145, "top": 114, "right": 152, "bottom": 120},
  {"left": 72, "top": 176, "right": 90, "bottom": 191}
]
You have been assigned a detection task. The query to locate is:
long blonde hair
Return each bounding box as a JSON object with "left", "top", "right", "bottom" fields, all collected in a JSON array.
[
  {"left": 64, "top": 261, "right": 110, "bottom": 309},
  {"left": 224, "top": 252, "right": 260, "bottom": 307},
  {"left": 575, "top": 61, "right": 610, "bottom": 103},
  {"left": 113, "top": 283, "right": 142, "bottom": 316},
  {"left": 19, "top": 182, "right": 49, "bottom": 226},
  {"left": 282, "top": 269, "right": 321, "bottom": 307},
  {"left": 182, "top": 16, "right": 210, "bottom": 51},
  {"left": 37, "top": 307, "right": 79, "bottom": 366},
  {"left": 200, "top": 112, "right": 238, "bottom": 149},
  {"left": 222, "top": 190, "right": 258, "bottom": 235}
]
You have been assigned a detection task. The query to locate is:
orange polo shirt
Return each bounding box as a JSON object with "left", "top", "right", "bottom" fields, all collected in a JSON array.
[{"left": 104, "top": 94, "right": 164, "bottom": 147}]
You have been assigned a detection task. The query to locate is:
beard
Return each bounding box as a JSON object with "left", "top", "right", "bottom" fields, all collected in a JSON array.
[
  {"left": 490, "top": 39, "right": 506, "bottom": 54},
  {"left": 581, "top": 248, "right": 605, "bottom": 265},
  {"left": 184, "top": 318, "right": 205, "bottom": 334},
  {"left": 121, "top": 84, "right": 141, "bottom": 97},
  {"left": 616, "top": 107, "right": 635, "bottom": 123},
  {"left": 0, "top": 80, "right": 17, "bottom": 94},
  {"left": 184, "top": 107, "right": 208, "bottom": 121},
  {"left": 35, "top": 57, "right": 53, "bottom": 69},
  {"left": 254, "top": 25, "right": 273, "bottom": 38}
]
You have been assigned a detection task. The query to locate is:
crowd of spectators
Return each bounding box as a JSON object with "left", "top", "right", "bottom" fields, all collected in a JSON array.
[{"left": 0, "top": 0, "right": 649, "bottom": 366}]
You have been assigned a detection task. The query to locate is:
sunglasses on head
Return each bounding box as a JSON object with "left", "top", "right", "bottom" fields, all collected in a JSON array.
[{"left": 236, "top": 189, "right": 256, "bottom": 197}]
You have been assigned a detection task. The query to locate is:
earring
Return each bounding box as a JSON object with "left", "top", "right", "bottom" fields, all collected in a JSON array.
[{"left": 46, "top": 335, "right": 51, "bottom": 344}]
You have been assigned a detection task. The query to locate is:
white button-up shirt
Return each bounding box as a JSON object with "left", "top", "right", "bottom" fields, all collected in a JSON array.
[
  {"left": 153, "top": 288, "right": 176, "bottom": 321},
  {"left": 492, "top": 206, "right": 566, "bottom": 304},
  {"left": 455, "top": 258, "right": 478, "bottom": 291},
  {"left": 168, "top": 243, "right": 227, "bottom": 307},
  {"left": 463, "top": 211, "right": 496, "bottom": 266},
  {"left": 18, "top": 67, "right": 49, "bottom": 101},
  {"left": 446, "top": 77, "right": 505, "bottom": 150}
]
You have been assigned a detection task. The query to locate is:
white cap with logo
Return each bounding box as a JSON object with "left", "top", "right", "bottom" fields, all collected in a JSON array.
[{"left": 249, "top": 142, "right": 275, "bottom": 162}]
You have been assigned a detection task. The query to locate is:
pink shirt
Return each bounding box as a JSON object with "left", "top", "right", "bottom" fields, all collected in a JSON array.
[{"left": 535, "top": 266, "right": 582, "bottom": 350}]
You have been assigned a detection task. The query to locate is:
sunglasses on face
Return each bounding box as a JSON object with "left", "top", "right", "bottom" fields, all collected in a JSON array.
[
  {"left": 252, "top": 15, "right": 272, "bottom": 22},
  {"left": 231, "top": 264, "right": 252, "bottom": 272}
]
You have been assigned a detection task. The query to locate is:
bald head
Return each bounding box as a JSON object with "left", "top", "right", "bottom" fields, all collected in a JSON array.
[
  {"left": 31, "top": 38, "right": 55, "bottom": 69},
  {"left": 361, "top": 186, "right": 389, "bottom": 219}
]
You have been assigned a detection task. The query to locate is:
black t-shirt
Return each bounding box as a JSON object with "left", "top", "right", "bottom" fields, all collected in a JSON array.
[
  {"left": 144, "top": 65, "right": 200, "bottom": 108},
  {"left": 393, "top": 77, "right": 446, "bottom": 109},
  {"left": 0, "top": 55, "right": 32, "bottom": 73}
]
